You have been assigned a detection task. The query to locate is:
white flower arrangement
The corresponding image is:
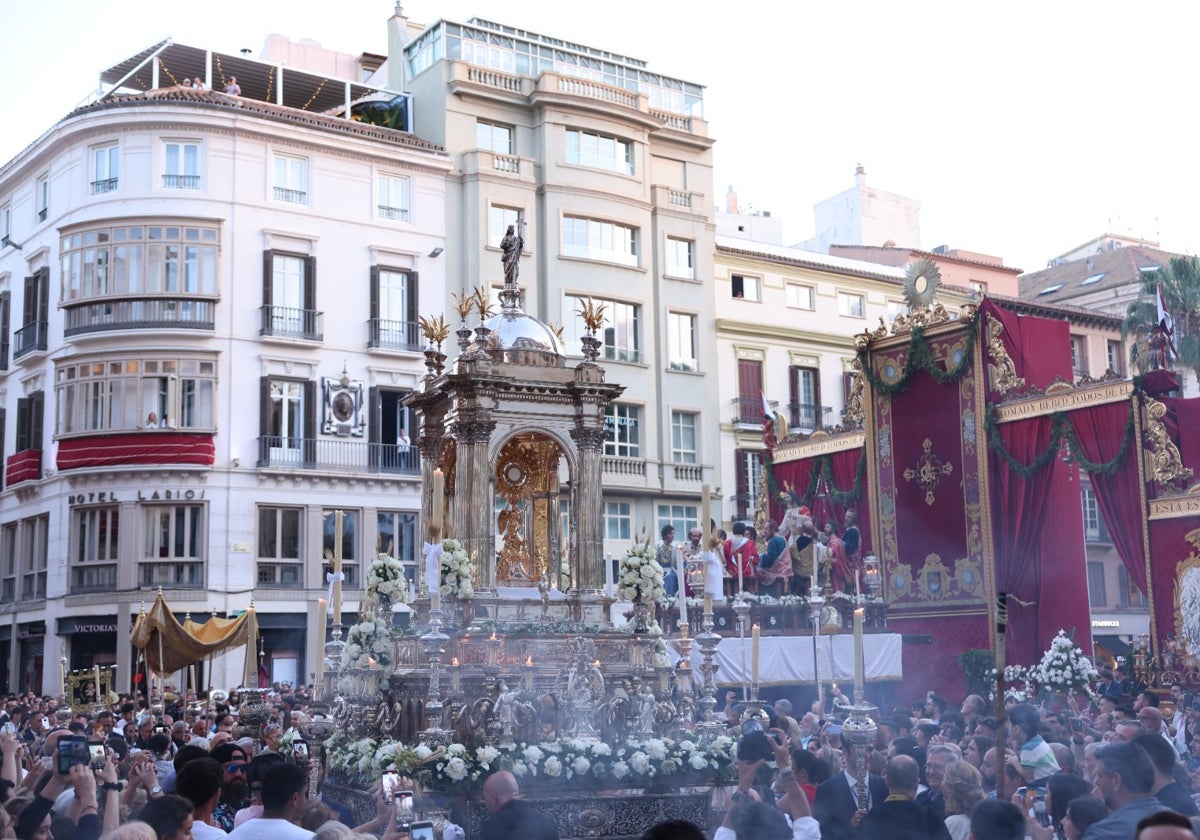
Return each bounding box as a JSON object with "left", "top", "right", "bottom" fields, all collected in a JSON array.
[
  {"left": 1030, "top": 629, "right": 1099, "bottom": 700},
  {"left": 619, "top": 541, "right": 665, "bottom": 604},
  {"left": 367, "top": 553, "right": 409, "bottom": 604},
  {"left": 439, "top": 538, "right": 474, "bottom": 599},
  {"left": 342, "top": 611, "right": 393, "bottom": 675}
]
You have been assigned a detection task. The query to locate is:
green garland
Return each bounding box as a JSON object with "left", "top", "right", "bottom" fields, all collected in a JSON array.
[
  {"left": 984, "top": 404, "right": 1135, "bottom": 479},
  {"left": 770, "top": 450, "right": 867, "bottom": 511},
  {"left": 856, "top": 310, "right": 980, "bottom": 396}
]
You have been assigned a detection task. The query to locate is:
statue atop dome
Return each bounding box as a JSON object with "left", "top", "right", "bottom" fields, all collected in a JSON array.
[{"left": 500, "top": 221, "right": 523, "bottom": 288}]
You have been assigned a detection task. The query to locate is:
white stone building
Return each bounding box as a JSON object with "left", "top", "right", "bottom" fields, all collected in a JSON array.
[{"left": 0, "top": 45, "right": 451, "bottom": 695}]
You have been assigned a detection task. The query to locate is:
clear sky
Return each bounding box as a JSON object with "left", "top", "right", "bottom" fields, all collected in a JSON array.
[{"left": 3, "top": 0, "right": 1196, "bottom": 273}]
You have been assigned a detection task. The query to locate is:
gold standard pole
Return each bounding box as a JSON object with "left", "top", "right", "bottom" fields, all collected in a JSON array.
[{"left": 993, "top": 592, "right": 1008, "bottom": 802}]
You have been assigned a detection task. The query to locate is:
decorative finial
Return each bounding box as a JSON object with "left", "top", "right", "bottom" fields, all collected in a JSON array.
[
  {"left": 576, "top": 295, "right": 607, "bottom": 333},
  {"left": 452, "top": 291, "right": 474, "bottom": 323},
  {"left": 472, "top": 285, "right": 496, "bottom": 320}
]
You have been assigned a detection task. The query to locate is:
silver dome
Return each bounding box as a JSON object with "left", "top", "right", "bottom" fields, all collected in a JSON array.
[{"left": 482, "top": 309, "right": 564, "bottom": 366}]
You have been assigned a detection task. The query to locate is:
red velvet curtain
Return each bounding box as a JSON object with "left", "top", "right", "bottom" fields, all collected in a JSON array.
[
  {"left": 1069, "top": 402, "right": 1146, "bottom": 592},
  {"left": 830, "top": 448, "right": 870, "bottom": 556}
]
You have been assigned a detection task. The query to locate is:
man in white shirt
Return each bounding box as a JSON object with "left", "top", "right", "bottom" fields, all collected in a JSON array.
[
  {"left": 225, "top": 763, "right": 312, "bottom": 840},
  {"left": 176, "top": 757, "right": 228, "bottom": 840}
]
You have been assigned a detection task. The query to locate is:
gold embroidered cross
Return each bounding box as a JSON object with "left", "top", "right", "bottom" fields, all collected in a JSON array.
[{"left": 903, "top": 438, "right": 954, "bottom": 506}]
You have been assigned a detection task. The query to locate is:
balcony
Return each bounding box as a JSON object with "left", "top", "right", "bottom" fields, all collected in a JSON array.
[
  {"left": 162, "top": 174, "right": 200, "bottom": 189},
  {"left": 732, "top": 492, "right": 757, "bottom": 522},
  {"left": 63, "top": 298, "right": 215, "bottom": 336},
  {"left": 377, "top": 205, "right": 409, "bottom": 222},
  {"left": 13, "top": 320, "right": 48, "bottom": 360},
  {"left": 602, "top": 456, "right": 647, "bottom": 481},
  {"left": 139, "top": 561, "right": 204, "bottom": 590},
  {"left": 57, "top": 432, "right": 215, "bottom": 471},
  {"left": 260, "top": 306, "right": 323, "bottom": 341},
  {"left": 5, "top": 449, "right": 40, "bottom": 485},
  {"left": 731, "top": 396, "right": 777, "bottom": 427},
  {"left": 788, "top": 402, "right": 834, "bottom": 431},
  {"left": 71, "top": 565, "right": 117, "bottom": 595},
  {"left": 91, "top": 178, "right": 118, "bottom": 194},
  {"left": 368, "top": 318, "right": 422, "bottom": 352},
  {"left": 256, "top": 436, "right": 421, "bottom": 475},
  {"left": 273, "top": 186, "right": 307, "bottom": 204}
]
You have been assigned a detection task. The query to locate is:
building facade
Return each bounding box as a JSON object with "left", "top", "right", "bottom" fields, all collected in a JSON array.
[
  {"left": 0, "top": 71, "right": 451, "bottom": 694},
  {"left": 393, "top": 13, "right": 721, "bottom": 560}
]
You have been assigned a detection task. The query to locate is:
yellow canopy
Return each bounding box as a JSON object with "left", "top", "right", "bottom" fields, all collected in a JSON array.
[{"left": 130, "top": 593, "right": 256, "bottom": 674}]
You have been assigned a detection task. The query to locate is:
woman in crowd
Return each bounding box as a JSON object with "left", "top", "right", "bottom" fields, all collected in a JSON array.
[
  {"left": 1059, "top": 796, "right": 1108, "bottom": 840},
  {"left": 134, "top": 796, "right": 193, "bottom": 840},
  {"left": 942, "top": 761, "right": 983, "bottom": 840}
]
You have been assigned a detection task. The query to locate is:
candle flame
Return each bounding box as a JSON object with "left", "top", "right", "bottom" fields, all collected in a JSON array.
[
  {"left": 490, "top": 632, "right": 497, "bottom": 641},
  {"left": 594, "top": 660, "right": 601, "bottom": 668},
  {"left": 451, "top": 657, "right": 460, "bottom": 667},
  {"left": 525, "top": 656, "right": 533, "bottom": 667}
]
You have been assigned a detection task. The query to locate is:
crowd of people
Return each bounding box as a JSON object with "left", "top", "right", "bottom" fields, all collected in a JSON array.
[{"left": 3, "top": 672, "right": 1200, "bottom": 840}]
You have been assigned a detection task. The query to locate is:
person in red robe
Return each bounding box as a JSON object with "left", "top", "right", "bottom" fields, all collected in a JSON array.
[{"left": 724, "top": 521, "right": 757, "bottom": 594}]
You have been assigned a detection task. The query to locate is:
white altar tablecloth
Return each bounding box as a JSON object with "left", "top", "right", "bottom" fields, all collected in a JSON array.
[{"left": 667, "top": 633, "right": 902, "bottom": 686}]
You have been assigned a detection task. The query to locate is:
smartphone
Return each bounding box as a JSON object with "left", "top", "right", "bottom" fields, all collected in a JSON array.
[
  {"left": 395, "top": 790, "right": 414, "bottom": 812},
  {"left": 1015, "top": 786, "right": 1028, "bottom": 804},
  {"left": 381, "top": 771, "right": 400, "bottom": 798},
  {"left": 410, "top": 821, "right": 434, "bottom": 840},
  {"left": 1032, "top": 794, "right": 1050, "bottom": 827},
  {"left": 292, "top": 740, "right": 308, "bottom": 760},
  {"left": 1072, "top": 719, "right": 1082, "bottom": 732},
  {"left": 87, "top": 741, "right": 106, "bottom": 770},
  {"left": 57, "top": 736, "right": 88, "bottom": 774},
  {"left": 153, "top": 725, "right": 168, "bottom": 735},
  {"left": 41, "top": 717, "right": 50, "bottom": 730}
]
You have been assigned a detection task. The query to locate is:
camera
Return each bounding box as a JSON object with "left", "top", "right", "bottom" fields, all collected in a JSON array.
[
  {"left": 736, "top": 716, "right": 775, "bottom": 762},
  {"left": 57, "top": 735, "right": 89, "bottom": 774}
]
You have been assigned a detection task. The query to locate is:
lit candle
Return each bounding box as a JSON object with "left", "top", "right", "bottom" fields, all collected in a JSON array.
[
  {"left": 333, "top": 510, "right": 344, "bottom": 625},
  {"left": 594, "top": 660, "right": 601, "bottom": 668},
  {"left": 751, "top": 624, "right": 760, "bottom": 685},
  {"left": 490, "top": 631, "right": 497, "bottom": 641},
  {"left": 524, "top": 656, "right": 534, "bottom": 690},
  {"left": 738, "top": 545, "right": 744, "bottom": 595},
  {"left": 853, "top": 608, "right": 865, "bottom": 695},
  {"left": 813, "top": 542, "right": 819, "bottom": 586},
  {"left": 855, "top": 569, "right": 861, "bottom": 600},
  {"left": 451, "top": 657, "right": 459, "bottom": 666},
  {"left": 704, "top": 595, "right": 713, "bottom": 616},
  {"left": 525, "top": 655, "right": 533, "bottom": 667},
  {"left": 94, "top": 665, "right": 101, "bottom": 701},
  {"left": 678, "top": 585, "right": 688, "bottom": 629},
  {"left": 701, "top": 485, "right": 711, "bottom": 546}
]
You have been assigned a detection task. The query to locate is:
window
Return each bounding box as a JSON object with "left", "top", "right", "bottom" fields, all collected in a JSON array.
[
  {"left": 1080, "top": 272, "right": 1106, "bottom": 286},
  {"left": 377, "top": 174, "right": 410, "bottom": 221},
  {"left": 1, "top": 523, "right": 15, "bottom": 603},
  {"left": 561, "top": 216, "right": 638, "bottom": 267},
  {"left": 886, "top": 299, "right": 908, "bottom": 321},
  {"left": 565, "top": 129, "right": 634, "bottom": 175},
  {"left": 563, "top": 294, "right": 640, "bottom": 362},
  {"left": 731, "top": 274, "right": 761, "bottom": 301},
  {"left": 261, "top": 378, "right": 314, "bottom": 465},
  {"left": 789, "top": 366, "right": 822, "bottom": 428},
  {"left": 786, "top": 283, "right": 814, "bottom": 310},
  {"left": 55, "top": 357, "right": 217, "bottom": 435},
  {"left": 657, "top": 504, "right": 699, "bottom": 541},
  {"left": 0, "top": 292, "right": 9, "bottom": 371},
  {"left": 273, "top": 154, "right": 308, "bottom": 203},
  {"left": 15, "top": 392, "right": 44, "bottom": 454},
  {"left": 91, "top": 145, "right": 119, "bottom": 194},
  {"left": 476, "top": 121, "right": 513, "bottom": 154},
  {"left": 377, "top": 510, "right": 418, "bottom": 594},
  {"left": 1086, "top": 561, "right": 1106, "bottom": 607},
  {"left": 60, "top": 223, "right": 219, "bottom": 302},
  {"left": 35, "top": 174, "right": 48, "bottom": 222},
  {"left": 257, "top": 507, "right": 303, "bottom": 587},
  {"left": 1081, "top": 487, "right": 1110, "bottom": 543},
  {"left": 141, "top": 505, "right": 204, "bottom": 588},
  {"left": 1107, "top": 340, "right": 1124, "bottom": 376},
  {"left": 369, "top": 267, "right": 419, "bottom": 350},
  {"left": 665, "top": 237, "right": 694, "bottom": 279},
  {"left": 163, "top": 142, "right": 200, "bottom": 189},
  {"left": 969, "top": 280, "right": 988, "bottom": 296},
  {"left": 488, "top": 205, "right": 522, "bottom": 248},
  {"left": 604, "top": 502, "right": 631, "bottom": 541},
  {"left": 1, "top": 202, "right": 11, "bottom": 245},
  {"left": 19, "top": 515, "right": 48, "bottom": 601},
  {"left": 667, "top": 312, "right": 697, "bottom": 371},
  {"left": 1070, "top": 335, "right": 1087, "bottom": 376},
  {"left": 323, "top": 509, "right": 359, "bottom": 587},
  {"left": 72, "top": 506, "right": 118, "bottom": 593},
  {"left": 734, "top": 449, "right": 763, "bottom": 520},
  {"left": 671, "top": 411, "right": 697, "bottom": 464},
  {"left": 262, "top": 251, "right": 318, "bottom": 339},
  {"left": 603, "top": 403, "right": 641, "bottom": 458},
  {"left": 1117, "top": 566, "right": 1145, "bottom": 607},
  {"left": 838, "top": 291, "right": 865, "bottom": 318},
  {"left": 1038, "top": 283, "right": 1065, "bottom": 296}
]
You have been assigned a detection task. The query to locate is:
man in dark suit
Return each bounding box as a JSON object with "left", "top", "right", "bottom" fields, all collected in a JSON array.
[
  {"left": 813, "top": 740, "right": 888, "bottom": 840},
  {"left": 858, "top": 754, "right": 950, "bottom": 840},
  {"left": 481, "top": 770, "right": 558, "bottom": 840}
]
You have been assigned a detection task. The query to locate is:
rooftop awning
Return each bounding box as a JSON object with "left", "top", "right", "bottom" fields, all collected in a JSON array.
[{"left": 99, "top": 40, "right": 400, "bottom": 119}]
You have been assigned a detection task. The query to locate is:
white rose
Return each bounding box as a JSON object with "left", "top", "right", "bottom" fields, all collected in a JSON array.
[
  {"left": 590, "top": 742, "right": 612, "bottom": 757},
  {"left": 512, "top": 762, "right": 528, "bottom": 777},
  {"left": 572, "top": 756, "right": 591, "bottom": 775},
  {"left": 689, "top": 753, "right": 709, "bottom": 770},
  {"left": 524, "top": 746, "right": 544, "bottom": 763},
  {"left": 646, "top": 739, "right": 667, "bottom": 760},
  {"left": 544, "top": 756, "right": 563, "bottom": 777},
  {"left": 445, "top": 757, "right": 468, "bottom": 781},
  {"left": 612, "top": 760, "right": 630, "bottom": 779},
  {"left": 629, "top": 751, "right": 650, "bottom": 773}
]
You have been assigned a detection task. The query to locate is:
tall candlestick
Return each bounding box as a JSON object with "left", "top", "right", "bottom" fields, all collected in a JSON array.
[
  {"left": 751, "top": 624, "right": 760, "bottom": 685},
  {"left": 701, "top": 485, "right": 711, "bottom": 546},
  {"left": 318, "top": 597, "right": 327, "bottom": 617},
  {"left": 704, "top": 595, "right": 713, "bottom": 616},
  {"left": 431, "top": 469, "right": 445, "bottom": 531},
  {"left": 738, "top": 544, "right": 744, "bottom": 595},
  {"left": 813, "top": 542, "right": 819, "bottom": 586},
  {"left": 333, "top": 510, "right": 344, "bottom": 625},
  {"left": 853, "top": 608, "right": 864, "bottom": 696},
  {"left": 855, "top": 569, "right": 861, "bottom": 600},
  {"left": 94, "top": 665, "right": 101, "bottom": 702}
]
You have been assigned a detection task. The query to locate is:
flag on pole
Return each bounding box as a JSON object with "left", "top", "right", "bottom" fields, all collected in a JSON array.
[{"left": 1157, "top": 282, "right": 1178, "bottom": 362}]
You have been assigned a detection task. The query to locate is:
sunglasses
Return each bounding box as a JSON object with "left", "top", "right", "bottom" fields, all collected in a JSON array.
[{"left": 225, "top": 763, "right": 247, "bottom": 774}]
